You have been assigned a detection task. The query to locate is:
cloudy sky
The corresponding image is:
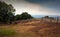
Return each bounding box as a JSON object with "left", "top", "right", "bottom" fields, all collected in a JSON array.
[{"left": 0, "top": 0, "right": 60, "bottom": 16}]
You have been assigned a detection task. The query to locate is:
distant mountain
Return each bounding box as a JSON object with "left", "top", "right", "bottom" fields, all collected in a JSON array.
[
  {"left": 32, "top": 15, "right": 44, "bottom": 18},
  {"left": 32, "top": 15, "right": 60, "bottom": 18}
]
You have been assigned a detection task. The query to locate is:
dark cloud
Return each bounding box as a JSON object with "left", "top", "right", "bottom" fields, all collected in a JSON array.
[
  {"left": 25, "top": 0, "right": 60, "bottom": 3},
  {"left": 0, "top": 0, "right": 60, "bottom": 15},
  {"left": 25, "top": 0, "right": 60, "bottom": 6},
  {"left": 25, "top": 0, "right": 60, "bottom": 13}
]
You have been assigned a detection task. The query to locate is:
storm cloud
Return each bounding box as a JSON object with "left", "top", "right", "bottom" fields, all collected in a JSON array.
[{"left": 0, "top": 0, "right": 60, "bottom": 16}]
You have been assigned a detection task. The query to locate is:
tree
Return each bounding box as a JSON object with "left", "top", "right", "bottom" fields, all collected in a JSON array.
[
  {"left": 44, "top": 16, "right": 49, "bottom": 18},
  {"left": 21, "top": 12, "right": 33, "bottom": 20},
  {"left": 0, "top": 1, "right": 15, "bottom": 24},
  {"left": 15, "top": 15, "right": 21, "bottom": 20},
  {"left": 14, "top": 12, "right": 33, "bottom": 20}
]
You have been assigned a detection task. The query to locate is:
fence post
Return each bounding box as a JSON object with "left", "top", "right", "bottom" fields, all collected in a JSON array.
[
  {"left": 56, "top": 17, "right": 59, "bottom": 24},
  {"left": 50, "top": 18, "right": 52, "bottom": 23}
]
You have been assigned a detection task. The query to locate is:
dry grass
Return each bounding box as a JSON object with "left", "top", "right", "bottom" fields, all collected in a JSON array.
[{"left": 0, "top": 19, "right": 60, "bottom": 37}]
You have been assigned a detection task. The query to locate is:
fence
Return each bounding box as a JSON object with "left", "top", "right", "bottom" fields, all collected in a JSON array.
[{"left": 42, "top": 16, "right": 60, "bottom": 24}]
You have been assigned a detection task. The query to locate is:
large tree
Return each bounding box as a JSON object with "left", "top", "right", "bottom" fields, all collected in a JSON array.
[
  {"left": 21, "top": 12, "right": 33, "bottom": 20},
  {"left": 0, "top": 1, "right": 15, "bottom": 23},
  {"left": 15, "top": 12, "right": 33, "bottom": 20},
  {"left": 15, "top": 15, "right": 21, "bottom": 20}
]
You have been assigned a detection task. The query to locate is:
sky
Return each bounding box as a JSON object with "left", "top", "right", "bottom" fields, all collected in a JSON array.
[{"left": 0, "top": 0, "right": 60, "bottom": 16}]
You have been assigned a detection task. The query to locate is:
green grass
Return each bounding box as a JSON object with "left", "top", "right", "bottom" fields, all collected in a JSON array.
[{"left": 0, "top": 29, "right": 16, "bottom": 37}]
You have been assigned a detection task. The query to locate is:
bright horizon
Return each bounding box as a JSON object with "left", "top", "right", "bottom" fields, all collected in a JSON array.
[{"left": 0, "top": 0, "right": 60, "bottom": 16}]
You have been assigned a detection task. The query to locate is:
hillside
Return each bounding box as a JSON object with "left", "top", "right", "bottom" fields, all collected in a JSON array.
[{"left": 0, "top": 19, "right": 60, "bottom": 37}]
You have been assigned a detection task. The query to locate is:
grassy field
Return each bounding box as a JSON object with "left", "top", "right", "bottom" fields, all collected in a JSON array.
[{"left": 0, "top": 19, "right": 60, "bottom": 37}]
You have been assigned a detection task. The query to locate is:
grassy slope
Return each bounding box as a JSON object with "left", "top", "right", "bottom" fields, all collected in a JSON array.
[{"left": 0, "top": 19, "right": 60, "bottom": 37}]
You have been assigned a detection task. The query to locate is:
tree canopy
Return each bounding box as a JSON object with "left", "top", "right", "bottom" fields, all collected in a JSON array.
[
  {"left": 0, "top": 1, "right": 33, "bottom": 24},
  {"left": 15, "top": 12, "right": 33, "bottom": 20},
  {"left": 21, "top": 12, "right": 33, "bottom": 20},
  {"left": 0, "top": 1, "right": 15, "bottom": 24}
]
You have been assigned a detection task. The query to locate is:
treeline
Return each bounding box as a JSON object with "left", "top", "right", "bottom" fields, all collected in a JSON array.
[{"left": 0, "top": 1, "right": 33, "bottom": 24}]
